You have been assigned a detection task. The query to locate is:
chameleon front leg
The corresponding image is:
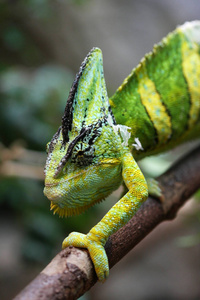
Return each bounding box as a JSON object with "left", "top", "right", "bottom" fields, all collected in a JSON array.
[{"left": 62, "top": 151, "right": 148, "bottom": 282}]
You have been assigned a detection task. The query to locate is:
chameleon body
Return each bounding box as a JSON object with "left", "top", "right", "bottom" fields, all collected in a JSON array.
[{"left": 44, "top": 21, "right": 200, "bottom": 282}]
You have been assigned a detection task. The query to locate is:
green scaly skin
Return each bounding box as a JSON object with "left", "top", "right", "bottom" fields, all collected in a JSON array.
[{"left": 44, "top": 21, "right": 200, "bottom": 282}]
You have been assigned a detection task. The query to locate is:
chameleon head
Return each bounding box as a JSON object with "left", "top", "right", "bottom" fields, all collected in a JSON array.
[{"left": 44, "top": 48, "right": 124, "bottom": 217}]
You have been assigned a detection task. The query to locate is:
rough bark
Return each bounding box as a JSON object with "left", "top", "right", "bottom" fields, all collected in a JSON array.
[{"left": 14, "top": 145, "right": 200, "bottom": 300}]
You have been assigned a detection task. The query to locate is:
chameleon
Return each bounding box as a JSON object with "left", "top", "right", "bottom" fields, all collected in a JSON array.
[{"left": 44, "top": 21, "right": 200, "bottom": 282}]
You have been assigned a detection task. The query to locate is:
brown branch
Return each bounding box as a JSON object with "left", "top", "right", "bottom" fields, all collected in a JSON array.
[
  {"left": 0, "top": 143, "right": 45, "bottom": 180},
  {"left": 14, "top": 145, "right": 200, "bottom": 300}
]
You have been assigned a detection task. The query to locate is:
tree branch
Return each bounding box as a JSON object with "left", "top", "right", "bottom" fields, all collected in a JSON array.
[
  {"left": 14, "top": 145, "right": 200, "bottom": 300},
  {"left": 0, "top": 143, "right": 45, "bottom": 180}
]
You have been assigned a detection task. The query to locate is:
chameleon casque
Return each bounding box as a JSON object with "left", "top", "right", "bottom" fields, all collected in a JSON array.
[{"left": 44, "top": 21, "right": 200, "bottom": 282}]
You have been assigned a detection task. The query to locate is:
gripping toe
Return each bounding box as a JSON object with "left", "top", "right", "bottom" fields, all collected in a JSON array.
[{"left": 62, "top": 232, "right": 109, "bottom": 282}]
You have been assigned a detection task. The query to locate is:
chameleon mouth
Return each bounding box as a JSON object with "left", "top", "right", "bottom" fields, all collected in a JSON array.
[{"left": 44, "top": 165, "right": 91, "bottom": 188}]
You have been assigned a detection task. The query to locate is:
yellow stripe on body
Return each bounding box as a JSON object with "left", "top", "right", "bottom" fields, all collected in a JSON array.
[
  {"left": 181, "top": 38, "right": 200, "bottom": 129},
  {"left": 137, "top": 66, "right": 172, "bottom": 145}
]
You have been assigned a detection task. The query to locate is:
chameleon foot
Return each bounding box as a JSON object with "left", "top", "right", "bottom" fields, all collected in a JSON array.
[
  {"left": 146, "top": 178, "right": 162, "bottom": 199},
  {"left": 62, "top": 232, "right": 109, "bottom": 282}
]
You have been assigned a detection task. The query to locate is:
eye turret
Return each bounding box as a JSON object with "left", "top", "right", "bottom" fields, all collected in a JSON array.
[{"left": 71, "top": 142, "right": 95, "bottom": 167}]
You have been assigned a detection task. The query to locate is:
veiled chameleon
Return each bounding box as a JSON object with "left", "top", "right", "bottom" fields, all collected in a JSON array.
[{"left": 44, "top": 21, "right": 200, "bottom": 281}]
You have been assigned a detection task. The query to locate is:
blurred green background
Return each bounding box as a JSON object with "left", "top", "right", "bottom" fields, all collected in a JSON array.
[{"left": 0, "top": 1, "right": 200, "bottom": 299}]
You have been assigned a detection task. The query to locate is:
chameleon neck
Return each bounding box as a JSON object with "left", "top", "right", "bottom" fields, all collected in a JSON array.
[{"left": 110, "top": 21, "right": 200, "bottom": 160}]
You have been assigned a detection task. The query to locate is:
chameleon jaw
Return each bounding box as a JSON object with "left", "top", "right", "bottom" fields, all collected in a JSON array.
[
  {"left": 44, "top": 161, "right": 123, "bottom": 217},
  {"left": 50, "top": 197, "right": 104, "bottom": 217}
]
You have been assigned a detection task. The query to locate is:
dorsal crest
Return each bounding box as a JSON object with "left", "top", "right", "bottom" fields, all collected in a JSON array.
[
  {"left": 52, "top": 47, "right": 116, "bottom": 177},
  {"left": 61, "top": 47, "right": 113, "bottom": 144}
]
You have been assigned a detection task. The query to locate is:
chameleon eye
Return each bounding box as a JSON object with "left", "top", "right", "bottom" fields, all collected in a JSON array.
[
  {"left": 77, "top": 150, "right": 84, "bottom": 156},
  {"left": 71, "top": 143, "right": 95, "bottom": 167}
]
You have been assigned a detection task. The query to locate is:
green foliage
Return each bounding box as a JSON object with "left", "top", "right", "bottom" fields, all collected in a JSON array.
[{"left": 0, "top": 65, "right": 73, "bottom": 148}]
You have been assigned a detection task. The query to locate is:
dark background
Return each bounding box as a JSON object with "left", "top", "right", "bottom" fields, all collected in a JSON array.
[{"left": 0, "top": 1, "right": 200, "bottom": 299}]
